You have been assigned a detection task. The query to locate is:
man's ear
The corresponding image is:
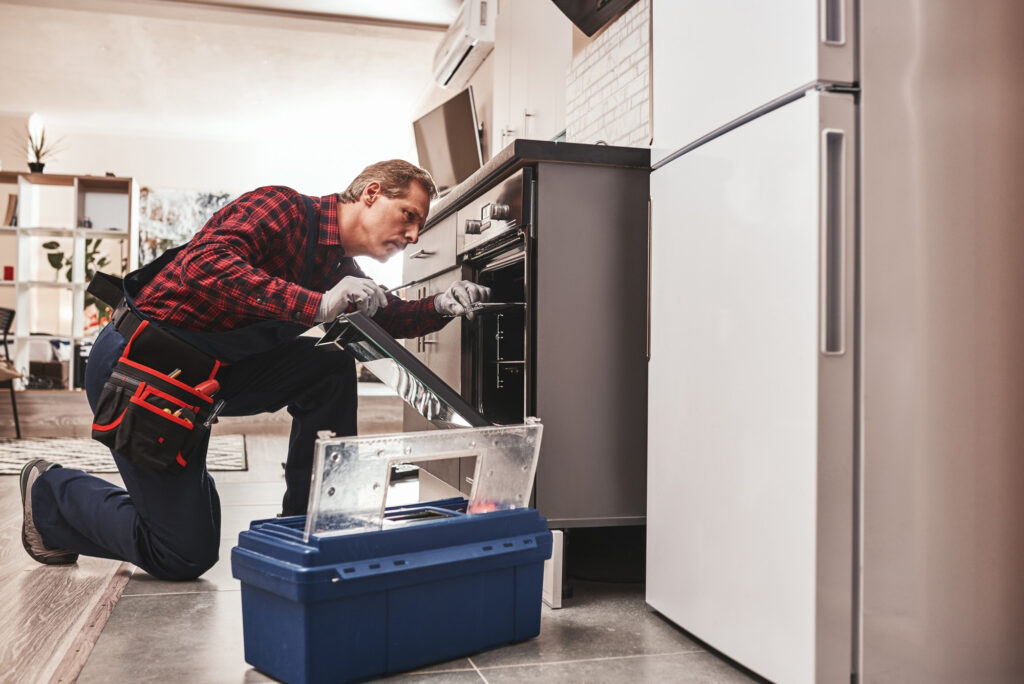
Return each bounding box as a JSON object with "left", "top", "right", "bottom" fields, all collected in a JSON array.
[{"left": 363, "top": 181, "right": 381, "bottom": 207}]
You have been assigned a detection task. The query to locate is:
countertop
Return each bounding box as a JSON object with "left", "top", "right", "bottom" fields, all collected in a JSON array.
[{"left": 425, "top": 139, "right": 651, "bottom": 227}]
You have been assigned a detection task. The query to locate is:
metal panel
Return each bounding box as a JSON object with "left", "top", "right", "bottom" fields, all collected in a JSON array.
[
  {"left": 860, "top": 1, "right": 1024, "bottom": 680},
  {"left": 646, "top": 92, "right": 854, "bottom": 684},
  {"left": 651, "top": 0, "right": 855, "bottom": 162},
  {"left": 534, "top": 162, "right": 649, "bottom": 526}
]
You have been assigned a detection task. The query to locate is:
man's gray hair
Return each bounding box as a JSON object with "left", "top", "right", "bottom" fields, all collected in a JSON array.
[{"left": 339, "top": 159, "right": 437, "bottom": 203}]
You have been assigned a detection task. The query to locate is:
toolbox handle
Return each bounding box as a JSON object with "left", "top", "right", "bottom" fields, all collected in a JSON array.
[{"left": 328, "top": 533, "right": 549, "bottom": 583}]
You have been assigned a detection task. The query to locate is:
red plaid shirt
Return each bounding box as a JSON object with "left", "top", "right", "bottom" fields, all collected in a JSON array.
[{"left": 134, "top": 186, "right": 446, "bottom": 339}]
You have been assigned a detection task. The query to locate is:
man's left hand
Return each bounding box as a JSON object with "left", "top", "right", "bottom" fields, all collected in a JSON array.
[{"left": 434, "top": 280, "right": 492, "bottom": 320}]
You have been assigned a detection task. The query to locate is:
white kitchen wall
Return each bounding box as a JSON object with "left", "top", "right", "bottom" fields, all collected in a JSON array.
[
  {"left": 565, "top": 0, "right": 651, "bottom": 147},
  {"left": 0, "top": 1, "right": 441, "bottom": 193},
  {"left": 0, "top": 0, "right": 446, "bottom": 288}
]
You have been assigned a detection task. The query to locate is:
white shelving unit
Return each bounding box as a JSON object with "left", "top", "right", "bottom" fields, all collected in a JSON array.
[{"left": 0, "top": 171, "right": 138, "bottom": 390}]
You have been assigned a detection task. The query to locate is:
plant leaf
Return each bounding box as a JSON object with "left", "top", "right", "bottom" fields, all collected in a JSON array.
[
  {"left": 42, "top": 241, "right": 60, "bottom": 249},
  {"left": 46, "top": 253, "right": 65, "bottom": 269}
]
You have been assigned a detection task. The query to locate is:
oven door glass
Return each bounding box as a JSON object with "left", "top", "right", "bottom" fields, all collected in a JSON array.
[{"left": 316, "top": 312, "right": 490, "bottom": 429}]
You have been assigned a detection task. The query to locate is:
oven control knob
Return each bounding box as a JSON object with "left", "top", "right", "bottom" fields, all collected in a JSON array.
[
  {"left": 489, "top": 203, "right": 511, "bottom": 221},
  {"left": 465, "top": 219, "right": 483, "bottom": 235}
]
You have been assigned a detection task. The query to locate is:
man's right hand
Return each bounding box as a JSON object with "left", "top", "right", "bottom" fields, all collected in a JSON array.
[{"left": 315, "top": 276, "right": 388, "bottom": 322}]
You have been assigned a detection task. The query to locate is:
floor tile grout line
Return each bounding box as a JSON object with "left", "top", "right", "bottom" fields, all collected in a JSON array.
[
  {"left": 467, "top": 657, "right": 490, "bottom": 683},
  {"left": 472, "top": 648, "right": 707, "bottom": 671}
]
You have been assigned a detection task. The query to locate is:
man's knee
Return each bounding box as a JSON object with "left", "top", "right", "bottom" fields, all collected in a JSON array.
[{"left": 145, "top": 538, "right": 220, "bottom": 581}]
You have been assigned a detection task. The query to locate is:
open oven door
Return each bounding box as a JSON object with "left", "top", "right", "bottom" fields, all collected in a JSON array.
[{"left": 317, "top": 311, "right": 490, "bottom": 429}]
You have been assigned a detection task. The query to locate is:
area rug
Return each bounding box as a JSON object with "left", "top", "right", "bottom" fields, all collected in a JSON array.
[{"left": 0, "top": 434, "right": 247, "bottom": 474}]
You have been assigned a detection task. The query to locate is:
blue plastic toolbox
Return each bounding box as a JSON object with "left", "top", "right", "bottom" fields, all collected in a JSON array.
[{"left": 231, "top": 499, "right": 553, "bottom": 684}]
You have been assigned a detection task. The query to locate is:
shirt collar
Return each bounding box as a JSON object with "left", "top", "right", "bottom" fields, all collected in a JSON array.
[{"left": 317, "top": 194, "right": 342, "bottom": 248}]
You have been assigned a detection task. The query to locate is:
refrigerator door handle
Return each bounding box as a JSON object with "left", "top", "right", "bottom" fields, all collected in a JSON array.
[
  {"left": 822, "top": 0, "right": 845, "bottom": 45},
  {"left": 646, "top": 197, "right": 652, "bottom": 362},
  {"left": 821, "top": 129, "right": 846, "bottom": 355}
]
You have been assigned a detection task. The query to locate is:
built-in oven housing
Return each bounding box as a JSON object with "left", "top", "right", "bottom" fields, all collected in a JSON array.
[{"left": 402, "top": 140, "right": 650, "bottom": 528}]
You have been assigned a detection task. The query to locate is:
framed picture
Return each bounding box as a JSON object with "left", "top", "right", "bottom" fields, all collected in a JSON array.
[{"left": 138, "top": 187, "right": 234, "bottom": 265}]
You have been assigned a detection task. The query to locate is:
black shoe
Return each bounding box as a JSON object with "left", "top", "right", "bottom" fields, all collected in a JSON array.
[{"left": 20, "top": 459, "right": 78, "bottom": 565}]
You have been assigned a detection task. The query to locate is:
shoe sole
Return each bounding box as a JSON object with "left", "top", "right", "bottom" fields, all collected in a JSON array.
[{"left": 20, "top": 459, "right": 77, "bottom": 565}]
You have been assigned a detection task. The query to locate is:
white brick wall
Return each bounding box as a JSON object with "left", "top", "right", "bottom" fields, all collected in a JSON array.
[{"left": 565, "top": 0, "right": 651, "bottom": 147}]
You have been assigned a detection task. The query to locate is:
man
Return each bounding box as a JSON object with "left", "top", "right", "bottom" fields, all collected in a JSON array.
[{"left": 19, "top": 159, "right": 490, "bottom": 580}]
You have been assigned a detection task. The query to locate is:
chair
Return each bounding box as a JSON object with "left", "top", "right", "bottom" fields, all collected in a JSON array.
[{"left": 0, "top": 307, "right": 21, "bottom": 439}]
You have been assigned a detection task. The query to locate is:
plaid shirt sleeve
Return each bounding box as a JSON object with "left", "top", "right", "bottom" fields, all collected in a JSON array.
[
  {"left": 173, "top": 187, "right": 323, "bottom": 327},
  {"left": 339, "top": 260, "right": 450, "bottom": 339}
]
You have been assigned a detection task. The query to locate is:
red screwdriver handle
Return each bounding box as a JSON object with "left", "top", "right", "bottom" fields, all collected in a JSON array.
[{"left": 194, "top": 379, "right": 220, "bottom": 396}]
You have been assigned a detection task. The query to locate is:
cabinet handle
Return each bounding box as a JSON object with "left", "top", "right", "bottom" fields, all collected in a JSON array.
[
  {"left": 821, "top": 129, "right": 845, "bottom": 355},
  {"left": 409, "top": 248, "right": 436, "bottom": 259},
  {"left": 822, "top": 0, "right": 844, "bottom": 44},
  {"left": 422, "top": 339, "right": 438, "bottom": 346}
]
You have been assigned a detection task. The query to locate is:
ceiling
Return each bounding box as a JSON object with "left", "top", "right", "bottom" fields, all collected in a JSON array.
[
  {"left": 0, "top": 0, "right": 456, "bottom": 141},
  {"left": 156, "top": 0, "right": 462, "bottom": 28}
]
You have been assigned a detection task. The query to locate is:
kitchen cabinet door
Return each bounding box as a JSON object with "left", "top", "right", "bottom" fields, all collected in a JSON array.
[
  {"left": 646, "top": 91, "right": 855, "bottom": 683},
  {"left": 491, "top": 0, "right": 572, "bottom": 154}
]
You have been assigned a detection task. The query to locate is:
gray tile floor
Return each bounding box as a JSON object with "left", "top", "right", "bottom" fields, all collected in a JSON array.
[{"left": 76, "top": 434, "right": 759, "bottom": 683}]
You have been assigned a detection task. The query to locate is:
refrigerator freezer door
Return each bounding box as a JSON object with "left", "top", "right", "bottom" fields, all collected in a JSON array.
[
  {"left": 651, "top": 0, "right": 855, "bottom": 163},
  {"left": 646, "top": 91, "right": 855, "bottom": 684}
]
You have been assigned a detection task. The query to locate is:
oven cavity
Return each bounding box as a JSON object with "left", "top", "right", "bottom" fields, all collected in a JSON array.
[{"left": 475, "top": 256, "right": 527, "bottom": 425}]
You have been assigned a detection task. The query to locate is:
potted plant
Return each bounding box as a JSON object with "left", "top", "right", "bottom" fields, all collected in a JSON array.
[
  {"left": 26, "top": 113, "right": 63, "bottom": 173},
  {"left": 42, "top": 239, "right": 114, "bottom": 331}
]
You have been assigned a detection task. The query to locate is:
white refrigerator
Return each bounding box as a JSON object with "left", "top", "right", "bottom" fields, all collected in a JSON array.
[{"left": 646, "top": 1, "right": 1024, "bottom": 683}]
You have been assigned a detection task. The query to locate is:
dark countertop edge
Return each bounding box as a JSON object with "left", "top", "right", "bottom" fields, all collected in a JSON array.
[{"left": 425, "top": 139, "right": 651, "bottom": 227}]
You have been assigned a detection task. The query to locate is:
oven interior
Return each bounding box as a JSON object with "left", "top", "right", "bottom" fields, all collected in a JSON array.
[{"left": 471, "top": 253, "right": 529, "bottom": 426}]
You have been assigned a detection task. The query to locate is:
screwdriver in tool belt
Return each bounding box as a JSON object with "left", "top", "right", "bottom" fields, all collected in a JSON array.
[{"left": 195, "top": 379, "right": 220, "bottom": 396}]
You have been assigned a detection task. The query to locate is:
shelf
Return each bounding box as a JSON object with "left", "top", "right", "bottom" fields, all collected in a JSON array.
[
  {"left": 20, "top": 281, "right": 82, "bottom": 290},
  {"left": 16, "top": 334, "right": 81, "bottom": 343},
  {"left": 6, "top": 172, "right": 136, "bottom": 391},
  {"left": 82, "top": 228, "right": 131, "bottom": 238},
  {"left": 7, "top": 225, "right": 74, "bottom": 236},
  {"left": 0, "top": 170, "right": 132, "bottom": 187},
  {"left": 1, "top": 226, "right": 130, "bottom": 238}
]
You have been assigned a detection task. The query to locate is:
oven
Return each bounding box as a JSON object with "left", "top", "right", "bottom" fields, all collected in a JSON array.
[
  {"left": 460, "top": 168, "right": 534, "bottom": 428},
  {"left": 401, "top": 141, "right": 650, "bottom": 529}
]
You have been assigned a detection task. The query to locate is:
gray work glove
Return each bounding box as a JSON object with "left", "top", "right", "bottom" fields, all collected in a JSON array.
[
  {"left": 434, "top": 280, "right": 492, "bottom": 320},
  {"left": 316, "top": 276, "right": 388, "bottom": 322}
]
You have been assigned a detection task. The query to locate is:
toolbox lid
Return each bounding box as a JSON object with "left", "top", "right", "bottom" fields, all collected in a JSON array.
[
  {"left": 305, "top": 422, "right": 543, "bottom": 540},
  {"left": 317, "top": 312, "right": 488, "bottom": 429}
]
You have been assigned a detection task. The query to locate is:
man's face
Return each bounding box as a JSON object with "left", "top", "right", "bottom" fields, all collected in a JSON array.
[{"left": 358, "top": 180, "right": 430, "bottom": 262}]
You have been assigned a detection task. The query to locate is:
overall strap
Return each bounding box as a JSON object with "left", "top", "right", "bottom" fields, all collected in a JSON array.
[{"left": 299, "top": 195, "right": 320, "bottom": 290}]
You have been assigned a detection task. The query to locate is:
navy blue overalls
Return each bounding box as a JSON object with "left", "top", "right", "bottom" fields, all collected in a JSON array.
[{"left": 30, "top": 197, "right": 358, "bottom": 580}]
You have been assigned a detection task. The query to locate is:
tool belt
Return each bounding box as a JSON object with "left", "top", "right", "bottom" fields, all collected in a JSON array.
[{"left": 88, "top": 274, "right": 221, "bottom": 474}]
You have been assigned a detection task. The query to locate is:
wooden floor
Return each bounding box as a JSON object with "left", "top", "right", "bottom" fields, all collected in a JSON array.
[
  {"left": 0, "top": 386, "right": 403, "bottom": 683},
  {"left": 0, "top": 386, "right": 403, "bottom": 439},
  {"left": 0, "top": 466, "right": 133, "bottom": 684}
]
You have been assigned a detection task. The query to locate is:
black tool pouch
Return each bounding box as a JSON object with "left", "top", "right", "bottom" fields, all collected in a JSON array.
[{"left": 91, "top": 313, "right": 219, "bottom": 474}]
